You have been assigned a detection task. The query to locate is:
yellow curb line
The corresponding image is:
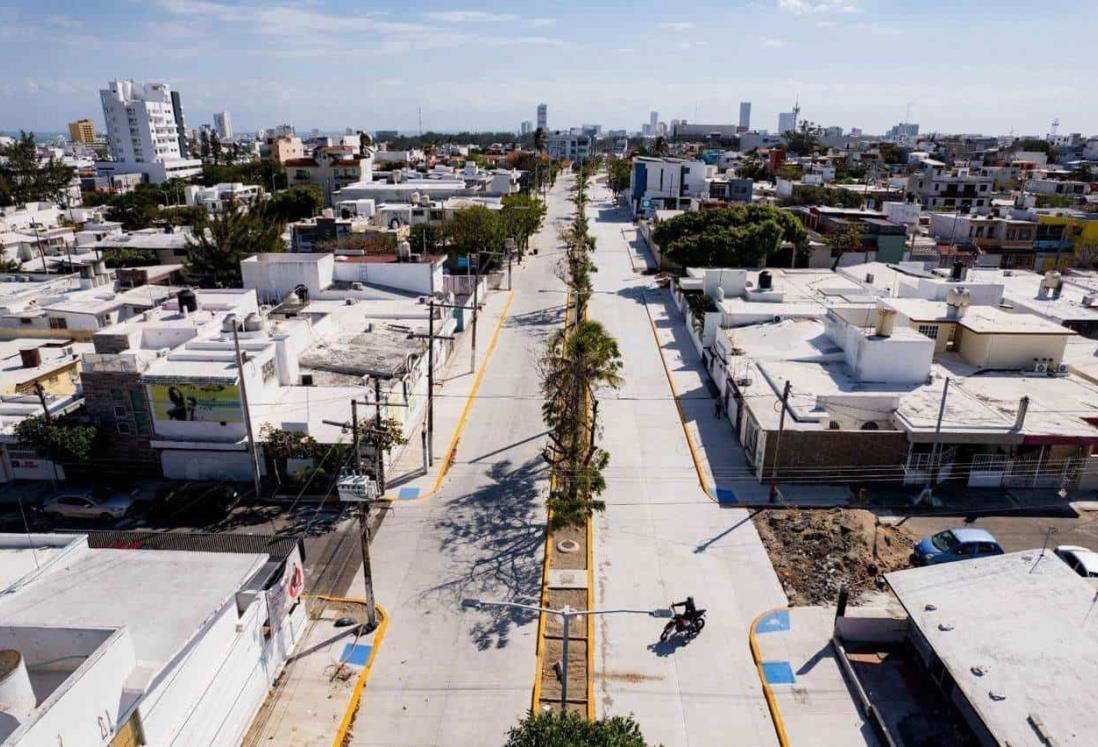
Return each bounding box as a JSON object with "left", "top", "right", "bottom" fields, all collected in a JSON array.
[
  {"left": 379, "top": 290, "right": 515, "bottom": 504},
  {"left": 643, "top": 304, "right": 717, "bottom": 504},
  {"left": 332, "top": 602, "right": 389, "bottom": 747},
  {"left": 585, "top": 513, "right": 595, "bottom": 720},
  {"left": 749, "top": 607, "right": 791, "bottom": 747}
]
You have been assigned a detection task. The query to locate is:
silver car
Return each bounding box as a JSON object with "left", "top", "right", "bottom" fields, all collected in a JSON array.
[{"left": 41, "top": 489, "right": 136, "bottom": 522}]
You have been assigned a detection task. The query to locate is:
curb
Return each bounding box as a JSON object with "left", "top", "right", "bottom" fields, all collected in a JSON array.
[
  {"left": 332, "top": 601, "right": 389, "bottom": 747},
  {"left": 749, "top": 607, "right": 791, "bottom": 747},
  {"left": 378, "top": 290, "right": 516, "bottom": 504}
]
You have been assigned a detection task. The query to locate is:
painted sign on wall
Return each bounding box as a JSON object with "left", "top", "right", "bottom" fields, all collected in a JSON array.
[{"left": 150, "top": 382, "right": 243, "bottom": 423}]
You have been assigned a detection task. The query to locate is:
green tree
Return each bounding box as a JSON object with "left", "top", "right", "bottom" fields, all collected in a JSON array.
[
  {"left": 408, "top": 222, "right": 447, "bottom": 255},
  {"left": 15, "top": 417, "right": 99, "bottom": 464},
  {"left": 501, "top": 193, "right": 547, "bottom": 259},
  {"left": 784, "top": 121, "right": 822, "bottom": 156},
  {"left": 266, "top": 184, "right": 323, "bottom": 223},
  {"left": 445, "top": 204, "right": 506, "bottom": 267},
  {"left": 652, "top": 204, "right": 808, "bottom": 267},
  {"left": 505, "top": 709, "right": 650, "bottom": 747},
  {"left": 780, "top": 184, "right": 865, "bottom": 209},
  {"left": 186, "top": 199, "right": 284, "bottom": 286},
  {"left": 825, "top": 222, "right": 865, "bottom": 256},
  {"left": 653, "top": 136, "right": 669, "bottom": 157},
  {"left": 606, "top": 158, "right": 632, "bottom": 195},
  {"left": 878, "top": 142, "right": 906, "bottom": 166},
  {"left": 737, "top": 160, "right": 770, "bottom": 182},
  {"left": 533, "top": 127, "right": 547, "bottom": 154},
  {"left": 106, "top": 190, "right": 162, "bottom": 230},
  {"left": 0, "top": 131, "right": 76, "bottom": 207},
  {"left": 1070, "top": 163, "right": 1094, "bottom": 182}
]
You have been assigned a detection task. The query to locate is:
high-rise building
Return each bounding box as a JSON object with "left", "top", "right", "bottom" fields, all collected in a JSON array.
[
  {"left": 537, "top": 103, "right": 547, "bottom": 131},
  {"left": 778, "top": 111, "right": 797, "bottom": 134},
  {"left": 99, "top": 79, "right": 201, "bottom": 182},
  {"left": 214, "top": 111, "right": 233, "bottom": 140},
  {"left": 520, "top": 120, "right": 533, "bottom": 135},
  {"left": 739, "top": 102, "right": 751, "bottom": 130},
  {"left": 650, "top": 111, "right": 659, "bottom": 130},
  {"left": 68, "top": 119, "right": 96, "bottom": 144},
  {"left": 169, "top": 90, "right": 188, "bottom": 157}
]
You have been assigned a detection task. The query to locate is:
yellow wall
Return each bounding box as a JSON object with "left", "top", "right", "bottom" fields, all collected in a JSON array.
[
  {"left": 1039, "top": 214, "right": 1098, "bottom": 252},
  {"left": 6, "top": 360, "right": 81, "bottom": 397}
]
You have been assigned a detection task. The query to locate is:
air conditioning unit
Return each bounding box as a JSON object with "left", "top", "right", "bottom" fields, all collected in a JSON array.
[
  {"left": 735, "top": 377, "right": 753, "bottom": 387},
  {"left": 1058, "top": 363, "right": 1069, "bottom": 374},
  {"left": 1035, "top": 362, "right": 1048, "bottom": 374}
]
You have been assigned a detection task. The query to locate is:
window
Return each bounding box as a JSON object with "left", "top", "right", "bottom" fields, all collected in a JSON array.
[
  {"left": 49, "top": 317, "right": 67, "bottom": 330},
  {"left": 980, "top": 184, "right": 988, "bottom": 191},
  {"left": 917, "top": 324, "right": 939, "bottom": 339},
  {"left": 111, "top": 389, "right": 124, "bottom": 401},
  {"left": 117, "top": 421, "right": 132, "bottom": 435},
  {"left": 113, "top": 405, "right": 127, "bottom": 418},
  {"left": 19, "top": 318, "right": 32, "bottom": 325}
]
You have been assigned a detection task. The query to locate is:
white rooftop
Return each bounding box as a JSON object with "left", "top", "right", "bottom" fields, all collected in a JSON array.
[{"left": 887, "top": 550, "right": 1098, "bottom": 747}]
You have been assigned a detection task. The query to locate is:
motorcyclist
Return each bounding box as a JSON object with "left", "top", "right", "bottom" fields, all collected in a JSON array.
[{"left": 671, "top": 596, "right": 698, "bottom": 623}]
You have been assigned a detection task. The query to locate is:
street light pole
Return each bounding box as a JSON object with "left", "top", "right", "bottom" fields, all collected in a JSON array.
[{"left": 462, "top": 598, "right": 672, "bottom": 710}]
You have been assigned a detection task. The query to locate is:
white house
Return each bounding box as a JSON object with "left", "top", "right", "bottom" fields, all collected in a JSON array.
[
  {"left": 629, "top": 156, "right": 708, "bottom": 215},
  {"left": 184, "top": 182, "right": 263, "bottom": 213},
  {"left": 0, "top": 532, "right": 307, "bottom": 747}
]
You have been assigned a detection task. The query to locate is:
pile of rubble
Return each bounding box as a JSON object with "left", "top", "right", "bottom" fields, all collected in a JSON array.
[{"left": 754, "top": 508, "right": 914, "bottom": 606}]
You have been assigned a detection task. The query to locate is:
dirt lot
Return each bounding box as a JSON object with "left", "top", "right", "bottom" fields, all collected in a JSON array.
[{"left": 754, "top": 508, "right": 915, "bottom": 606}]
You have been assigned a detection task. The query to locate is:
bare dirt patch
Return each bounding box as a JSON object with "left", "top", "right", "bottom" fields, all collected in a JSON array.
[{"left": 754, "top": 508, "right": 914, "bottom": 606}]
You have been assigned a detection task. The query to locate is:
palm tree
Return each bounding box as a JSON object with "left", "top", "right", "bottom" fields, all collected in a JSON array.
[
  {"left": 533, "top": 127, "right": 547, "bottom": 154},
  {"left": 654, "top": 135, "right": 668, "bottom": 156}
]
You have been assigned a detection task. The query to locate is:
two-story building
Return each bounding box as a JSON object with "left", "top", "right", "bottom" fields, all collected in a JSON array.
[{"left": 285, "top": 146, "right": 373, "bottom": 206}]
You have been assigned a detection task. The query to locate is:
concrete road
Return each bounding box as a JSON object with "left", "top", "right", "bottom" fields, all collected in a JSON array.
[
  {"left": 585, "top": 180, "right": 788, "bottom": 746},
  {"left": 348, "top": 177, "right": 573, "bottom": 746}
]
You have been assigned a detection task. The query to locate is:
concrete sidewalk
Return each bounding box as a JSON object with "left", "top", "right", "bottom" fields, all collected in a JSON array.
[
  {"left": 242, "top": 600, "right": 387, "bottom": 746},
  {"left": 752, "top": 606, "right": 876, "bottom": 747}
]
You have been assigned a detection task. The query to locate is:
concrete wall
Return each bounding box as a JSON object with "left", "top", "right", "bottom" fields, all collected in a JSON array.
[
  {"left": 956, "top": 328, "right": 1068, "bottom": 370},
  {"left": 160, "top": 448, "right": 258, "bottom": 481},
  {"left": 331, "top": 259, "right": 442, "bottom": 295},
  {"left": 241, "top": 254, "right": 334, "bottom": 305},
  {"left": 834, "top": 615, "right": 910, "bottom": 644}
]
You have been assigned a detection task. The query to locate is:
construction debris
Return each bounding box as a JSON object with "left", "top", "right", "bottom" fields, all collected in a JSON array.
[{"left": 754, "top": 508, "right": 914, "bottom": 606}]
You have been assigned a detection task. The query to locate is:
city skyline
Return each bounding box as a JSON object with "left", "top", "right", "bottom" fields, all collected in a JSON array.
[{"left": 0, "top": 0, "right": 1095, "bottom": 137}]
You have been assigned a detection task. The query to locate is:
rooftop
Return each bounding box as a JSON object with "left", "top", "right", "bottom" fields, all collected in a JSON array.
[{"left": 887, "top": 550, "right": 1098, "bottom": 747}]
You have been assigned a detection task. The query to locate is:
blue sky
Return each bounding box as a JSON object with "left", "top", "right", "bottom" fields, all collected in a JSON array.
[{"left": 1, "top": 0, "right": 1095, "bottom": 137}]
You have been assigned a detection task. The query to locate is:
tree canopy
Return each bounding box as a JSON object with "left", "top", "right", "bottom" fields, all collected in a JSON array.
[
  {"left": 780, "top": 184, "right": 865, "bottom": 209},
  {"left": 265, "top": 184, "right": 323, "bottom": 223},
  {"left": 652, "top": 204, "right": 808, "bottom": 268},
  {"left": 185, "top": 199, "right": 284, "bottom": 286},
  {"left": 0, "top": 131, "right": 76, "bottom": 207},
  {"left": 606, "top": 158, "right": 632, "bottom": 195},
  {"left": 505, "top": 710, "right": 650, "bottom": 747}
]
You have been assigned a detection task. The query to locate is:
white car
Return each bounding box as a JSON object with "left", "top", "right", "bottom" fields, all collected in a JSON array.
[
  {"left": 1054, "top": 545, "right": 1098, "bottom": 579},
  {"left": 41, "top": 489, "right": 136, "bottom": 522}
]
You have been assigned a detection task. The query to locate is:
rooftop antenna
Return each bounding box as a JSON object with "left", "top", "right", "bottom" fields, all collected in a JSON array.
[
  {"left": 792, "top": 97, "right": 801, "bottom": 129},
  {"left": 418, "top": 107, "right": 423, "bottom": 137},
  {"left": 904, "top": 101, "right": 912, "bottom": 125}
]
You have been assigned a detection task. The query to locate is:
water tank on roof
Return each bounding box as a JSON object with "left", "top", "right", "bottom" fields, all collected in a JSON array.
[
  {"left": 221, "top": 313, "right": 238, "bottom": 333},
  {"left": 177, "top": 288, "right": 198, "bottom": 314},
  {"left": 758, "top": 270, "right": 773, "bottom": 291},
  {"left": 243, "top": 312, "right": 265, "bottom": 332}
]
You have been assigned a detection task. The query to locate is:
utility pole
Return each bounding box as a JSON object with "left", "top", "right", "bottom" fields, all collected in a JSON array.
[
  {"left": 33, "top": 382, "right": 52, "bottom": 423},
  {"left": 470, "top": 250, "right": 480, "bottom": 372},
  {"left": 410, "top": 302, "right": 457, "bottom": 466},
  {"left": 769, "top": 380, "right": 792, "bottom": 502},
  {"left": 231, "top": 324, "right": 263, "bottom": 500},
  {"left": 350, "top": 400, "right": 379, "bottom": 631},
  {"left": 927, "top": 377, "right": 951, "bottom": 489}
]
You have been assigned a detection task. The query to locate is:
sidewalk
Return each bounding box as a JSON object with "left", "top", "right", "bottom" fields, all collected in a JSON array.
[
  {"left": 242, "top": 599, "right": 387, "bottom": 746},
  {"left": 751, "top": 606, "right": 876, "bottom": 747}
]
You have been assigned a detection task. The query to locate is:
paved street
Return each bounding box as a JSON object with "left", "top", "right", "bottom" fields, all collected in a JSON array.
[
  {"left": 347, "top": 177, "right": 573, "bottom": 745},
  {"left": 585, "top": 180, "right": 788, "bottom": 746}
]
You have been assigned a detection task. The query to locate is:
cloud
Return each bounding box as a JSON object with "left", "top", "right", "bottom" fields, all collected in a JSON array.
[
  {"left": 815, "top": 20, "right": 839, "bottom": 28},
  {"left": 658, "top": 21, "right": 695, "bottom": 30},
  {"left": 777, "top": 0, "right": 859, "bottom": 14},
  {"left": 760, "top": 36, "right": 789, "bottom": 47},
  {"left": 424, "top": 10, "right": 518, "bottom": 23},
  {"left": 528, "top": 18, "right": 557, "bottom": 28},
  {"left": 677, "top": 40, "right": 708, "bottom": 49}
]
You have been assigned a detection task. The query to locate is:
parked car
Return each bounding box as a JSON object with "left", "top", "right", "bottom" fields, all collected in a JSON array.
[
  {"left": 41, "top": 487, "right": 137, "bottom": 522},
  {"left": 1054, "top": 545, "right": 1098, "bottom": 579},
  {"left": 911, "top": 528, "right": 1004, "bottom": 566},
  {"left": 147, "top": 482, "right": 241, "bottom": 526}
]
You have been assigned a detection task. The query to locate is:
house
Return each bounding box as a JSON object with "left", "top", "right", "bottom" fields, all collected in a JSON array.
[
  {"left": 629, "top": 156, "right": 708, "bottom": 215},
  {"left": 788, "top": 206, "right": 908, "bottom": 264},
  {"left": 906, "top": 164, "right": 995, "bottom": 214},
  {"left": 1024, "top": 177, "right": 1089, "bottom": 196},
  {"left": 831, "top": 550, "right": 1098, "bottom": 746},
  {"left": 95, "top": 226, "right": 193, "bottom": 266},
  {"left": 242, "top": 251, "right": 443, "bottom": 302},
  {"left": 546, "top": 132, "right": 593, "bottom": 162},
  {"left": 184, "top": 182, "right": 263, "bottom": 213},
  {"left": 927, "top": 212, "right": 1037, "bottom": 269},
  {"left": 285, "top": 146, "right": 373, "bottom": 205},
  {"left": 0, "top": 532, "right": 306, "bottom": 746},
  {"left": 267, "top": 135, "right": 304, "bottom": 164}
]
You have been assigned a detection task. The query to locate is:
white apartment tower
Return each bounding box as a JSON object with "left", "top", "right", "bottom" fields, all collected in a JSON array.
[
  {"left": 99, "top": 79, "right": 201, "bottom": 182},
  {"left": 739, "top": 101, "right": 751, "bottom": 130},
  {"left": 537, "top": 103, "right": 547, "bottom": 130},
  {"left": 214, "top": 110, "right": 233, "bottom": 140}
]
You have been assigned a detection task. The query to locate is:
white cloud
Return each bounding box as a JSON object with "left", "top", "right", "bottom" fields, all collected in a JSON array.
[
  {"left": 528, "top": 18, "right": 557, "bottom": 28},
  {"left": 658, "top": 21, "right": 695, "bottom": 30},
  {"left": 677, "top": 40, "right": 708, "bottom": 49},
  {"left": 424, "top": 11, "right": 518, "bottom": 23},
  {"left": 760, "top": 36, "right": 789, "bottom": 47},
  {"left": 815, "top": 20, "right": 839, "bottom": 28},
  {"left": 777, "top": 0, "right": 859, "bottom": 14}
]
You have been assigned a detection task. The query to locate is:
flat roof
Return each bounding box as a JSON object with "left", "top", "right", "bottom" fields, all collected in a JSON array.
[
  {"left": 887, "top": 551, "right": 1098, "bottom": 746},
  {"left": 959, "top": 305, "right": 1076, "bottom": 336},
  {"left": 0, "top": 546, "right": 267, "bottom": 690}
]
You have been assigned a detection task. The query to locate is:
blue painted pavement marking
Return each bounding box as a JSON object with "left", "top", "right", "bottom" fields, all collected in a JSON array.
[
  {"left": 762, "top": 661, "right": 796, "bottom": 685},
  {"left": 398, "top": 486, "right": 421, "bottom": 500},
  {"left": 340, "top": 643, "right": 373, "bottom": 667},
  {"left": 713, "top": 487, "right": 738, "bottom": 504},
  {"left": 756, "top": 610, "right": 791, "bottom": 634}
]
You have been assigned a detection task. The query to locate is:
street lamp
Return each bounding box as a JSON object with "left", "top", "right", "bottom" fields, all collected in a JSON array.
[{"left": 461, "top": 598, "right": 672, "bottom": 710}]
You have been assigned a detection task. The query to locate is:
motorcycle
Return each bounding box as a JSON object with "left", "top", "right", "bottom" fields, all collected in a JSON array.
[{"left": 660, "top": 605, "right": 707, "bottom": 641}]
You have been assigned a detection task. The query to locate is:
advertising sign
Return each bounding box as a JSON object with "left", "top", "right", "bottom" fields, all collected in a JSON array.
[{"left": 150, "top": 382, "right": 243, "bottom": 423}]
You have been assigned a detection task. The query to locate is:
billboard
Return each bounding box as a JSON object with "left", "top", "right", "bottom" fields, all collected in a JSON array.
[{"left": 150, "top": 382, "right": 243, "bottom": 424}]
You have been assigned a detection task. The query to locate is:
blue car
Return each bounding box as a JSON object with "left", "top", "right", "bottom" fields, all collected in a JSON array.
[{"left": 911, "top": 528, "right": 1004, "bottom": 566}]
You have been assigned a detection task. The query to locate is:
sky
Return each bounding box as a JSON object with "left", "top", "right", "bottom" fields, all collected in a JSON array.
[{"left": 0, "top": 0, "right": 1095, "bottom": 138}]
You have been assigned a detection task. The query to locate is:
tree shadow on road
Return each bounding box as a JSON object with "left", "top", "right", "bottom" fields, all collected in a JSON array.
[{"left": 423, "top": 454, "right": 548, "bottom": 650}]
